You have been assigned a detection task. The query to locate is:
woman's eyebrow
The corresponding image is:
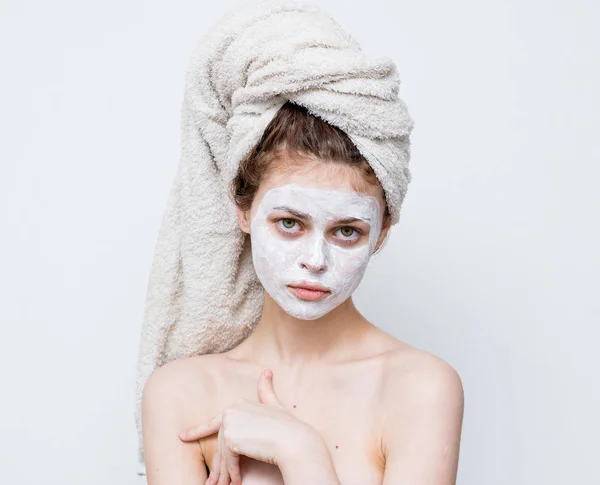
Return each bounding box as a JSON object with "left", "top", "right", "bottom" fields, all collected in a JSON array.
[
  {"left": 336, "top": 216, "right": 370, "bottom": 224},
  {"left": 272, "top": 206, "right": 311, "bottom": 220},
  {"left": 271, "top": 206, "right": 370, "bottom": 225}
]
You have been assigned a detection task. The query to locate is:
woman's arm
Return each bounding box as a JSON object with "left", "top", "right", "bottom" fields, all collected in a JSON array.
[
  {"left": 381, "top": 355, "right": 465, "bottom": 485},
  {"left": 275, "top": 426, "right": 342, "bottom": 485},
  {"left": 142, "top": 361, "right": 209, "bottom": 485},
  {"left": 182, "top": 369, "right": 343, "bottom": 485}
]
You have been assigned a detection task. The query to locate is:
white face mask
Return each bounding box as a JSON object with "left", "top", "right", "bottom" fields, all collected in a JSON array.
[{"left": 249, "top": 183, "right": 382, "bottom": 320}]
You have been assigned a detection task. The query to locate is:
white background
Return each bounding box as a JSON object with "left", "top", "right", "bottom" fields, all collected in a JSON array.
[{"left": 1, "top": 0, "right": 598, "bottom": 483}]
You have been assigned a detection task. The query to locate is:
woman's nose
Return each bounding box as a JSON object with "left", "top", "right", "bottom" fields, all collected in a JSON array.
[
  {"left": 298, "top": 235, "right": 328, "bottom": 272},
  {"left": 300, "top": 260, "right": 328, "bottom": 272}
]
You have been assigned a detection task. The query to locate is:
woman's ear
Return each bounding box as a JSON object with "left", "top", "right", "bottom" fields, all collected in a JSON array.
[
  {"left": 374, "top": 218, "right": 392, "bottom": 254},
  {"left": 236, "top": 205, "right": 251, "bottom": 234}
]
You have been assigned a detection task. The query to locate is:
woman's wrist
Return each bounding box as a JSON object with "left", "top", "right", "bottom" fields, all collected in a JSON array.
[{"left": 277, "top": 423, "right": 341, "bottom": 485}]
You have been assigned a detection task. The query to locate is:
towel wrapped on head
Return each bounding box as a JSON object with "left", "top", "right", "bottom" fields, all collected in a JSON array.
[{"left": 134, "top": 0, "right": 413, "bottom": 476}]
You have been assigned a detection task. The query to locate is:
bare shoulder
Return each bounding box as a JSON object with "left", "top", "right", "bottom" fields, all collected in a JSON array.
[
  {"left": 142, "top": 354, "right": 223, "bottom": 428},
  {"left": 379, "top": 343, "right": 464, "bottom": 405},
  {"left": 372, "top": 340, "right": 464, "bottom": 482},
  {"left": 375, "top": 341, "right": 465, "bottom": 457},
  {"left": 144, "top": 354, "right": 214, "bottom": 398},
  {"left": 141, "top": 355, "right": 226, "bottom": 482},
  {"left": 363, "top": 324, "right": 463, "bottom": 397}
]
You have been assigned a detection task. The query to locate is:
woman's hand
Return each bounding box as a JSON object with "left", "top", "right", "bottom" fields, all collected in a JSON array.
[{"left": 179, "top": 368, "right": 311, "bottom": 485}]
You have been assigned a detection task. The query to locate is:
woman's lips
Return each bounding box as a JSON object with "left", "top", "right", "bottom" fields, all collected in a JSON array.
[
  {"left": 289, "top": 286, "right": 330, "bottom": 301},
  {"left": 287, "top": 283, "right": 331, "bottom": 301}
]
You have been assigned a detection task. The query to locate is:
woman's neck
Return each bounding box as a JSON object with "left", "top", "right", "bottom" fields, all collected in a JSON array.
[{"left": 232, "top": 292, "right": 372, "bottom": 372}]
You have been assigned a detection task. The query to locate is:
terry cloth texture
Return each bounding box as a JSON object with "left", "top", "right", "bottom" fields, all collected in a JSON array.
[{"left": 134, "top": 0, "right": 413, "bottom": 477}]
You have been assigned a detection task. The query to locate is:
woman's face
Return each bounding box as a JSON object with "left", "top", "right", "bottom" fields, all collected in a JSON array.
[{"left": 236, "top": 159, "right": 390, "bottom": 320}]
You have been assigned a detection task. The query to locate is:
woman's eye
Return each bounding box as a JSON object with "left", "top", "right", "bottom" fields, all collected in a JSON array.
[
  {"left": 277, "top": 218, "right": 300, "bottom": 233},
  {"left": 335, "top": 226, "right": 361, "bottom": 243}
]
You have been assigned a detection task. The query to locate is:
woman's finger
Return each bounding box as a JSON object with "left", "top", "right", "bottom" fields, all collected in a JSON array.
[
  {"left": 257, "top": 368, "right": 283, "bottom": 407},
  {"left": 208, "top": 446, "right": 221, "bottom": 485},
  {"left": 224, "top": 445, "right": 242, "bottom": 485},
  {"left": 217, "top": 437, "right": 231, "bottom": 485},
  {"left": 180, "top": 413, "right": 223, "bottom": 441}
]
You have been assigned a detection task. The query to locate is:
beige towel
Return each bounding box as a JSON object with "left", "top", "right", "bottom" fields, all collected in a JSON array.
[{"left": 134, "top": 0, "right": 413, "bottom": 477}]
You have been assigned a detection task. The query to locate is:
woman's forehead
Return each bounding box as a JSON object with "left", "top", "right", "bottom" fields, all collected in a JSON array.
[
  {"left": 257, "top": 184, "right": 380, "bottom": 217},
  {"left": 264, "top": 156, "right": 383, "bottom": 197}
]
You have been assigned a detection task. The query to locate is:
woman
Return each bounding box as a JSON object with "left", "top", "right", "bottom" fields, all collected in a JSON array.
[{"left": 141, "top": 101, "right": 464, "bottom": 485}]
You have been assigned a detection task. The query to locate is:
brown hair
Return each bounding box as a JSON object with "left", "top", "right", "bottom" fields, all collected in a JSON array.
[{"left": 230, "top": 101, "right": 391, "bottom": 225}]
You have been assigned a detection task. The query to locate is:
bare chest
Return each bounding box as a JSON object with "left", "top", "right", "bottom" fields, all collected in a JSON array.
[{"left": 202, "top": 370, "right": 385, "bottom": 485}]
